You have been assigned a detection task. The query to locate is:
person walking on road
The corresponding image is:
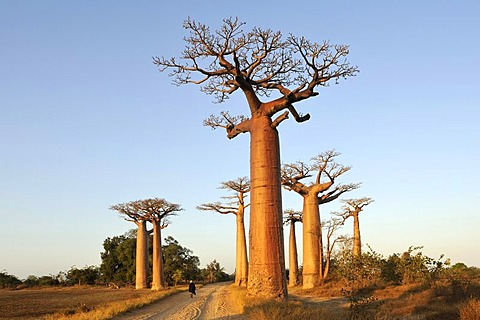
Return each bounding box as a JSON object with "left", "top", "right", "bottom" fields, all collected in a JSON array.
[{"left": 188, "top": 280, "right": 196, "bottom": 298}]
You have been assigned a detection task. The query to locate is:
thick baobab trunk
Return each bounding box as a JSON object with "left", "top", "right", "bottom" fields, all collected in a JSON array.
[
  {"left": 151, "top": 221, "right": 165, "bottom": 290},
  {"left": 135, "top": 221, "right": 148, "bottom": 289},
  {"left": 236, "top": 213, "right": 248, "bottom": 286},
  {"left": 288, "top": 222, "right": 299, "bottom": 287},
  {"left": 247, "top": 115, "right": 287, "bottom": 299},
  {"left": 353, "top": 213, "right": 361, "bottom": 257},
  {"left": 302, "top": 193, "right": 323, "bottom": 289}
]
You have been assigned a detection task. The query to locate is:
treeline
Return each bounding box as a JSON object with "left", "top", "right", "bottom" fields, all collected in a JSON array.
[
  {"left": 1, "top": 231, "right": 230, "bottom": 289},
  {"left": 0, "top": 266, "right": 100, "bottom": 289}
]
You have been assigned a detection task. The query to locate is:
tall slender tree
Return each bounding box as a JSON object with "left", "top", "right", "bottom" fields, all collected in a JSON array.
[
  {"left": 335, "top": 197, "right": 374, "bottom": 257},
  {"left": 197, "top": 177, "right": 250, "bottom": 286},
  {"left": 322, "top": 217, "right": 345, "bottom": 278},
  {"left": 282, "top": 150, "right": 359, "bottom": 288},
  {"left": 109, "top": 202, "right": 149, "bottom": 289},
  {"left": 155, "top": 18, "right": 358, "bottom": 298},
  {"left": 135, "top": 198, "right": 182, "bottom": 290},
  {"left": 283, "top": 209, "right": 302, "bottom": 287}
]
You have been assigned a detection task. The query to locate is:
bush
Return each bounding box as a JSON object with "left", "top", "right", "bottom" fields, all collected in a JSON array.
[{"left": 331, "top": 246, "right": 384, "bottom": 288}]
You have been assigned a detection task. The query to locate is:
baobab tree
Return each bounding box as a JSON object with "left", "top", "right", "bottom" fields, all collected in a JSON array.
[
  {"left": 284, "top": 209, "right": 302, "bottom": 287},
  {"left": 281, "top": 150, "right": 359, "bottom": 288},
  {"left": 136, "top": 198, "right": 182, "bottom": 290},
  {"left": 197, "top": 177, "right": 250, "bottom": 286},
  {"left": 335, "top": 197, "right": 374, "bottom": 257},
  {"left": 109, "top": 201, "right": 149, "bottom": 289},
  {"left": 154, "top": 17, "right": 358, "bottom": 298}
]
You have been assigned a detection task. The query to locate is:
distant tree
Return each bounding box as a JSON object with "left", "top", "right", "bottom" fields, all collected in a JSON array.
[
  {"left": 205, "top": 259, "right": 230, "bottom": 283},
  {"left": 109, "top": 201, "right": 150, "bottom": 289},
  {"left": 162, "top": 236, "right": 201, "bottom": 286},
  {"left": 100, "top": 231, "right": 136, "bottom": 285},
  {"left": 335, "top": 197, "right": 374, "bottom": 256},
  {"left": 283, "top": 209, "right": 302, "bottom": 287},
  {"left": 0, "top": 271, "right": 22, "bottom": 288},
  {"left": 135, "top": 198, "right": 182, "bottom": 290},
  {"left": 23, "top": 275, "right": 40, "bottom": 287},
  {"left": 282, "top": 150, "right": 359, "bottom": 288},
  {"left": 197, "top": 177, "right": 250, "bottom": 286},
  {"left": 37, "top": 275, "right": 60, "bottom": 286},
  {"left": 155, "top": 17, "right": 358, "bottom": 299},
  {"left": 66, "top": 266, "right": 100, "bottom": 286}
]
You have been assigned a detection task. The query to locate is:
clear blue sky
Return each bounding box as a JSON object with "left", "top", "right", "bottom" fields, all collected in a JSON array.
[{"left": 1, "top": 1, "right": 479, "bottom": 279}]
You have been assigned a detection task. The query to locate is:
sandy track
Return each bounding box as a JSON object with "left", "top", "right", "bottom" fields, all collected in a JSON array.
[{"left": 113, "top": 282, "right": 246, "bottom": 320}]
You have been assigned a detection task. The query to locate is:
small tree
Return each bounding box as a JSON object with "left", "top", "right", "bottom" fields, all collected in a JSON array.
[
  {"left": 110, "top": 202, "right": 150, "bottom": 289},
  {"left": 282, "top": 150, "right": 359, "bottom": 288},
  {"left": 155, "top": 17, "right": 358, "bottom": 299},
  {"left": 172, "top": 269, "right": 184, "bottom": 286},
  {"left": 197, "top": 177, "right": 249, "bottom": 286},
  {"left": 322, "top": 217, "right": 345, "bottom": 278},
  {"left": 335, "top": 197, "right": 374, "bottom": 257},
  {"left": 283, "top": 209, "right": 302, "bottom": 287},
  {"left": 135, "top": 198, "right": 182, "bottom": 290}
]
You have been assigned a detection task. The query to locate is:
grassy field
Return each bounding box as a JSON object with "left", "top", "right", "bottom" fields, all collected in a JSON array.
[
  {"left": 0, "top": 285, "right": 183, "bottom": 320},
  {"left": 2, "top": 280, "right": 480, "bottom": 320}
]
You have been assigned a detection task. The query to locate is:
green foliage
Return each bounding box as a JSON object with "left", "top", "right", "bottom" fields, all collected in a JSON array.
[
  {"left": 100, "top": 231, "right": 136, "bottom": 285},
  {"left": 162, "top": 236, "right": 201, "bottom": 285},
  {"left": 171, "top": 269, "right": 184, "bottom": 286},
  {"left": 380, "top": 246, "right": 449, "bottom": 286},
  {"left": 203, "top": 259, "right": 230, "bottom": 283},
  {"left": 0, "top": 270, "right": 22, "bottom": 288},
  {"left": 331, "top": 245, "right": 450, "bottom": 289},
  {"left": 66, "top": 265, "right": 100, "bottom": 285},
  {"left": 331, "top": 246, "right": 384, "bottom": 287},
  {"left": 99, "top": 231, "right": 201, "bottom": 287}
]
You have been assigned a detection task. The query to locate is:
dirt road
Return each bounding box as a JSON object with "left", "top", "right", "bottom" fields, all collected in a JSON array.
[{"left": 113, "top": 282, "right": 246, "bottom": 320}]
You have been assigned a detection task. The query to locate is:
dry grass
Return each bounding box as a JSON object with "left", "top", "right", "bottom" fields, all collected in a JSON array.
[
  {"left": 0, "top": 285, "right": 183, "bottom": 320},
  {"left": 226, "top": 284, "right": 343, "bottom": 320},
  {"left": 243, "top": 299, "right": 342, "bottom": 320},
  {"left": 459, "top": 298, "right": 480, "bottom": 320},
  {"left": 227, "top": 284, "right": 248, "bottom": 314}
]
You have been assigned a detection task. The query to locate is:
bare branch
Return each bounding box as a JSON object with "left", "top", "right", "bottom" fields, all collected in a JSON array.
[
  {"left": 133, "top": 198, "right": 183, "bottom": 223},
  {"left": 335, "top": 197, "right": 374, "bottom": 222},
  {"left": 271, "top": 111, "right": 289, "bottom": 129},
  {"left": 155, "top": 17, "right": 358, "bottom": 116},
  {"left": 281, "top": 161, "right": 312, "bottom": 195},
  {"left": 318, "top": 182, "right": 361, "bottom": 204},
  {"left": 109, "top": 202, "right": 148, "bottom": 223},
  {"left": 283, "top": 209, "right": 303, "bottom": 225},
  {"left": 198, "top": 177, "right": 250, "bottom": 216},
  {"left": 197, "top": 202, "right": 237, "bottom": 215},
  {"left": 203, "top": 111, "right": 251, "bottom": 139}
]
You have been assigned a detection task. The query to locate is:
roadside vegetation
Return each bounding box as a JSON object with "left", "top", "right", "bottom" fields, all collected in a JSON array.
[{"left": 237, "top": 245, "right": 480, "bottom": 320}]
